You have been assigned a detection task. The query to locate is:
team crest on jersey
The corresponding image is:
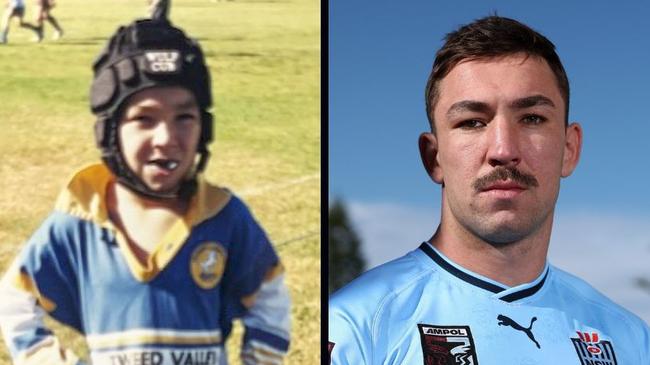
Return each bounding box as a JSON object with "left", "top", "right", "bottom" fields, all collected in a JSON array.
[
  {"left": 190, "top": 242, "right": 227, "bottom": 289},
  {"left": 417, "top": 324, "right": 479, "bottom": 365},
  {"left": 571, "top": 331, "right": 618, "bottom": 365}
]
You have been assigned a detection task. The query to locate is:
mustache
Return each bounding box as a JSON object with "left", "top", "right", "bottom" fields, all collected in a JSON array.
[{"left": 472, "top": 167, "right": 539, "bottom": 192}]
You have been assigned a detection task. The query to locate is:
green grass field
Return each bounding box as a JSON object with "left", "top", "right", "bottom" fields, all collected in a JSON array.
[{"left": 0, "top": 0, "right": 320, "bottom": 363}]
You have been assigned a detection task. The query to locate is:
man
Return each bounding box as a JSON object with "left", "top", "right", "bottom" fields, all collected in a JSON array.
[
  {"left": 0, "top": 14, "right": 290, "bottom": 365},
  {"left": 329, "top": 15, "right": 650, "bottom": 364}
]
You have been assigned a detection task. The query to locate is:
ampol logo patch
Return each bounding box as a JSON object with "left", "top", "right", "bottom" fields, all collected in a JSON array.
[
  {"left": 417, "top": 324, "right": 479, "bottom": 365},
  {"left": 190, "top": 242, "right": 227, "bottom": 289},
  {"left": 571, "top": 331, "right": 618, "bottom": 365}
]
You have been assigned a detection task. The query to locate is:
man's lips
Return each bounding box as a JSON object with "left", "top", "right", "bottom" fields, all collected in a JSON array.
[
  {"left": 480, "top": 181, "right": 526, "bottom": 192},
  {"left": 473, "top": 167, "right": 539, "bottom": 193},
  {"left": 479, "top": 180, "right": 526, "bottom": 199}
]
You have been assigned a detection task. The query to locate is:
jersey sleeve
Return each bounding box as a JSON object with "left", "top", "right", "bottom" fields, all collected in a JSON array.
[
  {"left": 0, "top": 213, "right": 85, "bottom": 365},
  {"left": 328, "top": 295, "right": 373, "bottom": 365},
  {"left": 636, "top": 317, "right": 650, "bottom": 363},
  {"left": 220, "top": 199, "right": 291, "bottom": 364},
  {"left": 240, "top": 265, "right": 291, "bottom": 365}
]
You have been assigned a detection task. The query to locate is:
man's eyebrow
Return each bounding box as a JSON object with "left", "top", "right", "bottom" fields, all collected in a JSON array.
[
  {"left": 446, "top": 100, "right": 491, "bottom": 118},
  {"left": 445, "top": 95, "right": 556, "bottom": 118},
  {"left": 509, "top": 95, "right": 555, "bottom": 109}
]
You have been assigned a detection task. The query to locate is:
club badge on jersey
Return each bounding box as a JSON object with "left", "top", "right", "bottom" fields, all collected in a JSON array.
[
  {"left": 571, "top": 331, "right": 618, "bottom": 365},
  {"left": 190, "top": 242, "right": 227, "bottom": 289}
]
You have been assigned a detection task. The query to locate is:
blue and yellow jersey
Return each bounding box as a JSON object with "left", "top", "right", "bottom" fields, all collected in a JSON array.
[
  {"left": 0, "top": 164, "right": 290, "bottom": 365},
  {"left": 329, "top": 242, "right": 650, "bottom": 364}
]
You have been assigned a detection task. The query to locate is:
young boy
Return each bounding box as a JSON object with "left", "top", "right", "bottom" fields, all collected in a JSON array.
[
  {"left": 0, "top": 0, "right": 40, "bottom": 43},
  {"left": 0, "top": 17, "right": 290, "bottom": 365}
]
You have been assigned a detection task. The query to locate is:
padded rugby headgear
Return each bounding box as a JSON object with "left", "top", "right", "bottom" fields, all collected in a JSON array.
[{"left": 90, "top": 18, "right": 213, "bottom": 200}]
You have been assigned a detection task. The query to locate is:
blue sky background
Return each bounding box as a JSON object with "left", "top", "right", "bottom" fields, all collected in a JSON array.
[{"left": 329, "top": 0, "right": 650, "bottom": 322}]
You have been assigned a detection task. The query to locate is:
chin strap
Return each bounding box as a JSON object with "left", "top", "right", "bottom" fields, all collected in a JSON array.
[
  {"left": 95, "top": 112, "right": 212, "bottom": 201},
  {"left": 100, "top": 148, "right": 209, "bottom": 201}
]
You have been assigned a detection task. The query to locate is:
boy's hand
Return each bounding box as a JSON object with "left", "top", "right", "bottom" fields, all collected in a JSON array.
[{"left": 15, "top": 337, "right": 83, "bottom": 365}]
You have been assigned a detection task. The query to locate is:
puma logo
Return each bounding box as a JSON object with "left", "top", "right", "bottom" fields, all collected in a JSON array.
[{"left": 497, "top": 314, "right": 541, "bottom": 349}]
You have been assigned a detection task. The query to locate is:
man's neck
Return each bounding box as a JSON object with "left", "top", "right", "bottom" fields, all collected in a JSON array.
[{"left": 429, "top": 214, "right": 551, "bottom": 287}]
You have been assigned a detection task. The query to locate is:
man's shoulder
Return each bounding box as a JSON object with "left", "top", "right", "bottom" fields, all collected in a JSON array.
[
  {"left": 550, "top": 265, "right": 650, "bottom": 332},
  {"left": 330, "top": 247, "right": 438, "bottom": 317},
  {"left": 551, "top": 266, "right": 633, "bottom": 313},
  {"left": 328, "top": 247, "right": 443, "bottom": 362}
]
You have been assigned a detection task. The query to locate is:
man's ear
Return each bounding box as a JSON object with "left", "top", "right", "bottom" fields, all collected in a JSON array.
[
  {"left": 419, "top": 132, "right": 444, "bottom": 185},
  {"left": 561, "top": 122, "right": 583, "bottom": 178}
]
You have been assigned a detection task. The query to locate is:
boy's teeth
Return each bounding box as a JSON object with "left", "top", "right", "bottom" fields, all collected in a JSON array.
[{"left": 165, "top": 161, "right": 179, "bottom": 170}]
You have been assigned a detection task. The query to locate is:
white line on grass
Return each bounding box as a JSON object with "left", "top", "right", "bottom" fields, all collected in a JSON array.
[
  {"left": 238, "top": 173, "right": 320, "bottom": 197},
  {"left": 236, "top": 173, "right": 321, "bottom": 249},
  {"left": 276, "top": 229, "right": 320, "bottom": 248}
]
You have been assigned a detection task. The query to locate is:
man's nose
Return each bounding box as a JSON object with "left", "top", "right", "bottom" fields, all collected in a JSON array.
[{"left": 486, "top": 117, "right": 521, "bottom": 168}]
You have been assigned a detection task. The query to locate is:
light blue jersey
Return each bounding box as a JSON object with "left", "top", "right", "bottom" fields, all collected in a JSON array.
[{"left": 329, "top": 242, "right": 650, "bottom": 364}]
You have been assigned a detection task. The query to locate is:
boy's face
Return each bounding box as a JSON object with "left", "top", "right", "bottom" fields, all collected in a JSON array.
[{"left": 118, "top": 86, "right": 201, "bottom": 194}]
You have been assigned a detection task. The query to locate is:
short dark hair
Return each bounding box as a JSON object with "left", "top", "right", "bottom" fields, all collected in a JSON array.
[{"left": 424, "top": 15, "right": 569, "bottom": 132}]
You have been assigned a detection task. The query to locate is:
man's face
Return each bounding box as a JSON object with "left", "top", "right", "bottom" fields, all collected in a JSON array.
[
  {"left": 422, "top": 53, "right": 581, "bottom": 244},
  {"left": 118, "top": 86, "right": 201, "bottom": 194}
]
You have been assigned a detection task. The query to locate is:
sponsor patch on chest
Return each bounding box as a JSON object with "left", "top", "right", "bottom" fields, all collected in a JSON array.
[{"left": 417, "top": 324, "right": 479, "bottom": 365}]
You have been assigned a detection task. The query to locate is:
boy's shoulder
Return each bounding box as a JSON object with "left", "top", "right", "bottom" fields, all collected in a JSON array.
[
  {"left": 193, "top": 179, "right": 254, "bottom": 225},
  {"left": 53, "top": 163, "right": 112, "bottom": 223}
]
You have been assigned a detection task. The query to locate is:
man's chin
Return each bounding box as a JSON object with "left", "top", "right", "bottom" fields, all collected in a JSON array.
[
  {"left": 471, "top": 220, "right": 533, "bottom": 247},
  {"left": 480, "top": 230, "right": 527, "bottom": 247}
]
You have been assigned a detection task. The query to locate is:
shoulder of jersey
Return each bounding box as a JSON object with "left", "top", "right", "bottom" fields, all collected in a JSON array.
[
  {"left": 551, "top": 265, "right": 650, "bottom": 334},
  {"left": 330, "top": 248, "right": 438, "bottom": 314}
]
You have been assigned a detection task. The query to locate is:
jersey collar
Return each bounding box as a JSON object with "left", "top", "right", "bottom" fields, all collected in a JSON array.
[
  {"left": 55, "top": 163, "right": 230, "bottom": 228},
  {"left": 54, "top": 163, "right": 231, "bottom": 282},
  {"left": 419, "top": 242, "right": 549, "bottom": 302}
]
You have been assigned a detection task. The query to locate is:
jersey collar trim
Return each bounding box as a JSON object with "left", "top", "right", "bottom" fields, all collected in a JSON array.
[
  {"left": 418, "top": 242, "right": 548, "bottom": 302},
  {"left": 55, "top": 163, "right": 232, "bottom": 282},
  {"left": 498, "top": 268, "right": 548, "bottom": 302},
  {"left": 55, "top": 163, "right": 231, "bottom": 228}
]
